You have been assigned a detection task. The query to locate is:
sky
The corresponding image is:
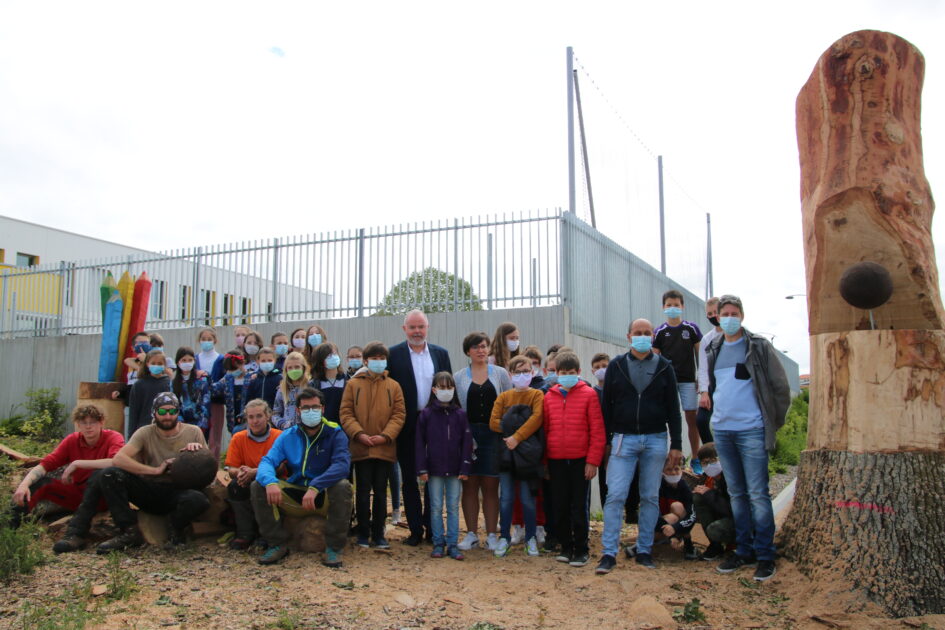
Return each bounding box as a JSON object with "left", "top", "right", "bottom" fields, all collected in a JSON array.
[{"left": 2, "top": 0, "right": 945, "bottom": 373}]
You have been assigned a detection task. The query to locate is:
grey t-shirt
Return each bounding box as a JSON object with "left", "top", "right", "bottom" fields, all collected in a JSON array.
[{"left": 628, "top": 352, "right": 659, "bottom": 393}]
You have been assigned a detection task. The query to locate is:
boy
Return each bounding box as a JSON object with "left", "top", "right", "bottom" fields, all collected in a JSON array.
[
  {"left": 651, "top": 459, "right": 697, "bottom": 559},
  {"left": 652, "top": 289, "right": 704, "bottom": 473},
  {"left": 543, "top": 352, "right": 605, "bottom": 567},
  {"left": 541, "top": 352, "right": 558, "bottom": 392},
  {"left": 247, "top": 346, "right": 282, "bottom": 410},
  {"left": 691, "top": 442, "right": 734, "bottom": 561},
  {"left": 270, "top": 332, "right": 290, "bottom": 370}
]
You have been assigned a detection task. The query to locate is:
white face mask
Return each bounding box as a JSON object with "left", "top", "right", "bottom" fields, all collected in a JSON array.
[
  {"left": 506, "top": 339, "right": 520, "bottom": 352},
  {"left": 593, "top": 367, "right": 606, "bottom": 382},
  {"left": 434, "top": 388, "right": 454, "bottom": 403},
  {"left": 663, "top": 473, "right": 682, "bottom": 485},
  {"left": 244, "top": 344, "right": 260, "bottom": 355},
  {"left": 177, "top": 361, "right": 195, "bottom": 373},
  {"left": 704, "top": 461, "right": 723, "bottom": 477}
]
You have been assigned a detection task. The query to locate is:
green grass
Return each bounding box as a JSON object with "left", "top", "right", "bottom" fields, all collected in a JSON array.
[
  {"left": 0, "top": 516, "right": 46, "bottom": 582},
  {"left": 16, "top": 582, "right": 101, "bottom": 630},
  {"left": 769, "top": 391, "right": 808, "bottom": 475},
  {"left": 104, "top": 552, "right": 138, "bottom": 602}
]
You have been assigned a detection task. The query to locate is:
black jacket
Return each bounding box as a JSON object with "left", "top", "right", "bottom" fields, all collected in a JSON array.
[
  {"left": 699, "top": 474, "right": 732, "bottom": 518},
  {"left": 658, "top": 478, "right": 697, "bottom": 536},
  {"left": 498, "top": 404, "right": 545, "bottom": 481},
  {"left": 387, "top": 341, "right": 452, "bottom": 434},
  {"left": 602, "top": 352, "right": 682, "bottom": 450}
]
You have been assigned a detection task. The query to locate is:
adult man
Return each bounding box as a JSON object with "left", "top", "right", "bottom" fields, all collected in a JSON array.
[
  {"left": 696, "top": 297, "right": 723, "bottom": 445},
  {"left": 596, "top": 318, "right": 683, "bottom": 574},
  {"left": 251, "top": 387, "right": 352, "bottom": 567},
  {"left": 387, "top": 309, "right": 452, "bottom": 545},
  {"left": 53, "top": 392, "right": 209, "bottom": 554},
  {"left": 704, "top": 294, "right": 790, "bottom": 582}
]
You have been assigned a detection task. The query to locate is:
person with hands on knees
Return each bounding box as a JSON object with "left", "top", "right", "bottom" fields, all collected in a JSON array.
[
  {"left": 252, "top": 387, "right": 353, "bottom": 567},
  {"left": 691, "top": 442, "right": 735, "bottom": 561},
  {"left": 651, "top": 459, "right": 698, "bottom": 560},
  {"left": 223, "top": 399, "right": 282, "bottom": 550}
]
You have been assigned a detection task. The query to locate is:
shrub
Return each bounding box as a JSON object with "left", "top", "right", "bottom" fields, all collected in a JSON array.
[
  {"left": 0, "top": 517, "right": 46, "bottom": 582},
  {"left": 770, "top": 391, "right": 809, "bottom": 475},
  {"left": 21, "top": 388, "right": 67, "bottom": 441}
]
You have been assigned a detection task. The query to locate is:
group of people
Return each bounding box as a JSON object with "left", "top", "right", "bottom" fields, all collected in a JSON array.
[{"left": 10, "top": 291, "right": 790, "bottom": 581}]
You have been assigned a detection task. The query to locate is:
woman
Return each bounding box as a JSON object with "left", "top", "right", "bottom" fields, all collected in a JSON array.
[
  {"left": 453, "top": 331, "right": 512, "bottom": 552},
  {"left": 488, "top": 322, "right": 521, "bottom": 369}
]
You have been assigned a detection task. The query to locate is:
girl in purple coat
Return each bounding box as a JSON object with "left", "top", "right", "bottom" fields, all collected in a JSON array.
[{"left": 416, "top": 372, "right": 474, "bottom": 560}]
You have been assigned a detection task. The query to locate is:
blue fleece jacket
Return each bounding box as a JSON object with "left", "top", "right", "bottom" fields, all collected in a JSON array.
[{"left": 257, "top": 422, "right": 351, "bottom": 492}]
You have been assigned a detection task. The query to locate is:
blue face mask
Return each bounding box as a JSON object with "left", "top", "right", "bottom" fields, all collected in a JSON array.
[
  {"left": 720, "top": 316, "right": 742, "bottom": 336},
  {"left": 275, "top": 343, "right": 288, "bottom": 356},
  {"left": 325, "top": 354, "right": 341, "bottom": 370},
  {"left": 664, "top": 307, "right": 683, "bottom": 319},
  {"left": 557, "top": 374, "right": 580, "bottom": 389},
  {"left": 200, "top": 340, "right": 214, "bottom": 352},
  {"left": 135, "top": 342, "right": 152, "bottom": 354},
  {"left": 308, "top": 333, "right": 322, "bottom": 347},
  {"left": 259, "top": 361, "right": 275, "bottom": 373},
  {"left": 348, "top": 358, "right": 363, "bottom": 370},
  {"left": 631, "top": 336, "right": 653, "bottom": 353},
  {"left": 228, "top": 369, "right": 242, "bottom": 377},
  {"left": 300, "top": 408, "right": 322, "bottom": 427},
  {"left": 368, "top": 359, "right": 387, "bottom": 374},
  {"left": 543, "top": 372, "right": 557, "bottom": 386},
  {"left": 148, "top": 364, "right": 165, "bottom": 376}
]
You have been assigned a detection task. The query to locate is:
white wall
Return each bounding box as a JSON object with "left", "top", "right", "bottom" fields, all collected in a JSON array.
[{"left": 0, "top": 215, "right": 150, "bottom": 266}]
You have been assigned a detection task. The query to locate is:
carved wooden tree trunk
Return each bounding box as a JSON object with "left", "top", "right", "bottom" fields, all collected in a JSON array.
[{"left": 778, "top": 30, "right": 945, "bottom": 617}]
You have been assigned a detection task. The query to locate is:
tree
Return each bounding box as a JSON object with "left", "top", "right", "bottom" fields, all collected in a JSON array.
[{"left": 374, "top": 267, "right": 483, "bottom": 316}]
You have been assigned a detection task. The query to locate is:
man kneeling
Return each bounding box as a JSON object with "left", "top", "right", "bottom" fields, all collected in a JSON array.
[
  {"left": 54, "top": 392, "right": 209, "bottom": 554},
  {"left": 252, "top": 387, "right": 352, "bottom": 567}
]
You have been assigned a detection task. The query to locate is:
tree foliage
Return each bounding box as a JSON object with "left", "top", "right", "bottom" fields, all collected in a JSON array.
[{"left": 374, "top": 267, "right": 483, "bottom": 316}]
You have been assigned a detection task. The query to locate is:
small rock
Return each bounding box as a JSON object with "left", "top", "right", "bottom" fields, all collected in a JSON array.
[
  {"left": 394, "top": 592, "right": 416, "bottom": 608},
  {"left": 626, "top": 595, "right": 678, "bottom": 629},
  {"left": 91, "top": 584, "right": 107, "bottom": 597}
]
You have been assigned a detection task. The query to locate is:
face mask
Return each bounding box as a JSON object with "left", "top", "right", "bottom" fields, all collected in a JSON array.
[
  {"left": 707, "top": 316, "right": 720, "bottom": 327},
  {"left": 200, "top": 340, "right": 214, "bottom": 352},
  {"left": 148, "top": 364, "right": 165, "bottom": 376},
  {"left": 544, "top": 372, "right": 557, "bottom": 386},
  {"left": 325, "top": 354, "right": 341, "bottom": 370},
  {"left": 664, "top": 307, "right": 683, "bottom": 319},
  {"left": 228, "top": 368, "right": 243, "bottom": 377},
  {"left": 630, "top": 336, "right": 653, "bottom": 353},
  {"left": 557, "top": 374, "right": 580, "bottom": 389},
  {"left": 512, "top": 373, "right": 532, "bottom": 389},
  {"left": 292, "top": 338, "right": 306, "bottom": 349},
  {"left": 244, "top": 344, "right": 259, "bottom": 355},
  {"left": 300, "top": 408, "right": 322, "bottom": 427},
  {"left": 275, "top": 343, "right": 289, "bottom": 356},
  {"left": 720, "top": 316, "right": 742, "bottom": 336},
  {"left": 259, "top": 361, "right": 275, "bottom": 373},
  {"left": 178, "top": 361, "right": 194, "bottom": 373},
  {"left": 663, "top": 473, "right": 682, "bottom": 485},
  {"left": 434, "top": 388, "right": 454, "bottom": 403},
  {"left": 593, "top": 367, "right": 607, "bottom": 382},
  {"left": 704, "top": 461, "right": 723, "bottom": 477},
  {"left": 134, "top": 342, "right": 151, "bottom": 354},
  {"left": 287, "top": 368, "right": 304, "bottom": 381},
  {"left": 235, "top": 335, "right": 246, "bottom": 346},
  {"left": 308, "top": 333, "right": 322, "bottom": 347},
  {"left": 506, "top": 339, "right": 520, "bottom": 352},
  {"left": 368, "top": 359, "right": 387, "bottom": 374},
  {"left": 348, "top": 358, "right": 363, "bottom": 370}
]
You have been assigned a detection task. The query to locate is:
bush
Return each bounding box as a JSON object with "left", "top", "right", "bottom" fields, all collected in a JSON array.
[
  {"left": 0, "top": 518, "right": 46, "bottom": 582},
  {"left": 770, "top": 391, "right": 809, "bottom": 476},
  {"left": 21, "top": 388, "right": 67, "bottom": 441}
]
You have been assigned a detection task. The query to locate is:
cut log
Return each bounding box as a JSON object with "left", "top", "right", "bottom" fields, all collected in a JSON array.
[
  {"left": 0, "top": 443, "right": 41, "bottom": 467},
  {"left": 281, "top": 515, "right": 326, "bottom": 553}
]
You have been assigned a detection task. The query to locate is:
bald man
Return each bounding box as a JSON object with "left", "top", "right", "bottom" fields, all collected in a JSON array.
[{"left": 596, "top": 318, "right": 683, "bottom": 574}]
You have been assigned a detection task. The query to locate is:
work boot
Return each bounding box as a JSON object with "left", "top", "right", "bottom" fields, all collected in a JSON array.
[
  {"left": 53, "top": 532, "right": 87, "bottom": 554},
  {"left": 96, "top": 526, "right": 144, "bottom": 554},
  {"left": 163, "top": 527, "right": 188, "bottom": 551}
]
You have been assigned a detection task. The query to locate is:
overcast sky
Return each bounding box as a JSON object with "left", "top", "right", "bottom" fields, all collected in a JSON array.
[{"left": 2, "top": 0, "right": 945, "bottom": 373}]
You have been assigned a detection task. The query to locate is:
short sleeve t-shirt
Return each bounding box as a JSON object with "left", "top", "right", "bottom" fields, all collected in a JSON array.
[
  {"left": 653, "top": 321, "right": 703, "bottom": 383},
  {"left": 224, "top": 428, "right": 282, "bottom": 469},
  {"left": 40, "top": 429, "right": 125, "bottom": 487},
  {"left": 127, "top": 423, "right": 208, "bottom": 481}
]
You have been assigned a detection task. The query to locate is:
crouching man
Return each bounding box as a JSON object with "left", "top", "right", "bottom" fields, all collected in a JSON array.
[
  {"left": 53, "top": 392, "right": 209, "bottom": 554},
  {"left": 251, "top": 387, "right": 352, "bottom": 567}
]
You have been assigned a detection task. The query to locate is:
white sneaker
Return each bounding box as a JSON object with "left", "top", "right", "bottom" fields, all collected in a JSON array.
[
  {"left": 510, "top": 524, "right": 525, "bottom": 545},
  {"left": 390, "top": 508, "right": 401, "bottom": 525},
  {"left": 494, "top": 538, "right": 510, "bottom": 557},
  {"left": 458, "top": 531, "right": 479, "bottom": 551},
  {"left": 525, "top": 537, "right": 540, "bottom": 557},
  {"left": 535, "top": 526, "right": 546, "bottom": 546},
  {"left": 486, "top": 533, "right": 499, "bottom": 551}
]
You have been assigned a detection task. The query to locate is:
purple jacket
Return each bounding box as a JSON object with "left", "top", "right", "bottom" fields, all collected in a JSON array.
[{"left": 415, "top": 403, "right": 473, "bottom": 477}]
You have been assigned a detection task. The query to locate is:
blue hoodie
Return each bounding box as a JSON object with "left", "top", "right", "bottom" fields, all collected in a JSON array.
[{"left": 257, "top": 422, "right": 350, "bottom": 492}]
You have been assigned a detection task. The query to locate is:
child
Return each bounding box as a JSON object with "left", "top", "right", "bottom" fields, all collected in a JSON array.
[
  {"left": 172, "top": 347, "right": 211, "bottom": 437},
  {"left": 488, "top": 322, "right": 521, "bottom": 369},
  {"left": 272, "top": 351, "right": 310, "bottom": 429},
  {"left": 122, "top": 331, "right": 152, "bottom": 386},
  {"left": 490, "top": 355, "right": 544, "bottom": 557},
  {"left": 591, "top": 353, "right": 610, "bottom": 401},
  {"left": 523, "top": 345, "right": 545, "bottom": 389},
  {"left": 692, "top": 442, "right": 734, "bottom": 561},
  {"left": 149, "top": 333, "right": 175, "bottom": 370},
  {"left": 303, "top": 324, "right": 328, "bottom": 372},
  {"left": 196, "top": 327, "right": 226, "bottom": 459},
  {"left": 289, "top": 328, "right": 308, "bottom": 353},
  {"left": 346, "top": 345, "right": 364, "bottom": 376},
  {"left": 127, "top": 348, "right": 171, "bottom": 434},
  {"left": 242, "top": 331, "right": 264, "bottom": 374},
  {"left": 233, "top": 325, "right": 250, "bottom": 350},
  {"left": 270, "top": 332, "right": 290, "bottom": 370},
  {"left": 247, "top": 346, "right": 282, "bottom": 410},
  {"left": 652, "top": 289, "right": 704, "bottom": 473},
  {"left": 311, "top": 342, "right": 349, "bottom": 422},
  {"left": 210, "top": 349, "right": 253, "bottom": 433},
  {"left": 651, "top": 459, "right": 697, "bottom": 559},
  {"left": 543, "top": 351, "right": 605, "bottom": 567},
  {"left": 416, "top": 372, "right": 473, "bottom": 560},
  {"left": 339, "top": 341, "right": 405, "bottom": 549},
  {"left": 542, "top": 353, "right": 558, "bottom": 392}
]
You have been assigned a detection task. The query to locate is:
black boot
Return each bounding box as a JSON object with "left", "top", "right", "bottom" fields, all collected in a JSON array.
[
  {"left": 53, "top": 532, "right": 88, "bottom": 554},
  {"left": 96, "top": 526, "right": 143, "bottom": 554}
]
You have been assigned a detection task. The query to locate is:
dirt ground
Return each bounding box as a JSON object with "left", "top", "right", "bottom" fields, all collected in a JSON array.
[{"left": 2, "top": 516, "right": 943, "bottom": 630}]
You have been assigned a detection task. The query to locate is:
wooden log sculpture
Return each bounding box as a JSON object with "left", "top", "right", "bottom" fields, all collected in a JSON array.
[{"left": 779, "top": 30, "right": 945, "bottom": 617}]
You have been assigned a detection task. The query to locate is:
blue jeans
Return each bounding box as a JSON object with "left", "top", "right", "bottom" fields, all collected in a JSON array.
[
  {"left": 601, "top": 432, "right": 667, "bottom": 557},
  {"left": 713, "top": 427, "right": 775, "bottom": 562},
  {"left": 499, "top": 472, "right": 536, "bottom": 542},
  {"left": 427, "top": 476, "right": 462, "bottom": 547}
]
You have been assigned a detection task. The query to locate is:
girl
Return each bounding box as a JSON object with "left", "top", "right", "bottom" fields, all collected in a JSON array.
[
  {"left": 303, "top": 324, "right": 328, "bottom": 372},
  {"left": 289, "top": 328, "right": 308, "bottom": 353},
  {"left": 122, "top": 331, "right": 151, "bottom": 386},
  {"left": 488, "top": 322, "right": 521, "bottom": 369},
  {"left": 210, "top": 349, "right": 252, "bottom": 433},
  {"left": 195, "top": 327, "right": 226, "bottom": 459},
  {"left": 242, "top": 330, "right": 264, "bottom": 374},
  {"left": 310, "top": 342, "right": 349, "bottom": 422},
  {"left": 248, "top": 346, "right": 283, "bottom": 410},
  {"left": 272, "top": 351, "right": 310, "bottom": 429},
  {"left": 233, "top": 325, "right": 251, "bottom": 350},
  {"left": 346, "top": 345, "right": 364, "bottom": 376},
  {"left": 416, "top": 372, "right": 473, "bottom": 560},
  {"left": 127, "top": 349, "right": 172, "bottom": 435},
  {"left": 149, "top": 333, "right": 175, "bottom": 370},
  {"left": 270, "top": 331, "right": 290, "bottom": 370},
  {"left": 172, "top": 347, "right": 211, "bottom": 437}
]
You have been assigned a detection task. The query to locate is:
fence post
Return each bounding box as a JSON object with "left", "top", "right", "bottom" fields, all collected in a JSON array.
[
  {"left": 192, "top": 247, "right": 202, "bottom": 327},
  {"left": 453, "top": 219, "right": 459, "bottom": 311},
  {"left": 357, "top": 228, "right": 365, "bottom": 318},
  {"left": 270, "top": 238, "right": 280, "bottom": 323},
  {"left": 559, "top": 214, "right": 569, "bottom": 306},
  {"left": 0, "top": 268, "right": 8, "bottom": 338},
  {"left": 57, "top": 261, "right": 67, "bottom": 336},
  {"left": 487, "top": 233, "right": 493, "bottom": 310},
  {"left": 531, "top": 257, "right": 538, "bottom": 308}
]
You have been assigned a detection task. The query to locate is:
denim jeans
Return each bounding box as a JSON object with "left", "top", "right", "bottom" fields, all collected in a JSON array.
[
  {"left": 499, "top": 472, "right": 536, "bottom": 542},
  {"left": 713, "top": 427, "right": 775, "bottom": 562},
  {"left": 427, "top": 475, "right": 462, "bottom": 547},
  {"left": 601, "top": 432, "right": 667, "bottom": 557}
]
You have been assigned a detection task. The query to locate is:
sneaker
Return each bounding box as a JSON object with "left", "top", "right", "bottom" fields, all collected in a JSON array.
[
  {"left": 595, "top": 554, "right": 616, "bottom": 575},
  {"left": 494, "top": 538, "right": 510, "bottom": 557},
  {"left": 96, "top": 527, "right": 143, "bottom": 554},
  {"left": 431, "top": 545, "right": 445, "bottom": 558},
  {"left": 623, "top": 544, "right": 637, "bottom": 559},
  {"left": 535, "top": 525, "right": 546, "bottom": 546},
  {"left": 525, "top": 537, "right": 540, "bottom": 557},
  {"left": 691, "top": 458, "right": 704, "bottom": 476},
  {"left": 753, "top": 560, "right": 777, "bottom": 582},
  {"left": 510, "top": 525, "right": 525, "bottom": 545},
  {"left": 390, "top": 508, "right": 402, "bottom": 525},
  {"left": 447, "top": 546, "right": 464, "bottom": 561},
  {"left": 555, "top": 551, "right": 572, "bottom": 563},
  {"left": 403, "top": 533, "right": 422, "bottom": 546},
  {"left": 683, "top": 539, "right": 698, "bottom": 560},
  {"left": 259, "top": 545, "right": 289, "bottom": 565},
  {"left": 356, "top": 536, "right": 370, "bottom": 548},
  {"left": 229, "top": 537, "right": 253, "bottom": 551},
  {"left": 53, "top": 533, "right": 87, "bottom": 554},
  {"left": 569, "top": 553, "right": 589, "bottom": 567},
  {"left": 372, "top": 538, "right": 390, "bottom": 550},
  {"left": 322, "top": 548, "right": 342, "bottom": 568},
  {"left": 635, "top": 552, "right": 656, "bottom": 569},
  {"left": 486, "top": 533, "right": 499, "bottom": 551},
  {"left": 458, "top": 531, "right": 479, "bottom": 551},
  {"left": 717, "top": 553, "right": 757, "bottom": 574},
  {"left": 699, "top": 542, "right": 725, "bottom": 561}
]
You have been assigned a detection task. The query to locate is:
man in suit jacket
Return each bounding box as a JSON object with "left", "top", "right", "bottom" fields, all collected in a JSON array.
[{"left": 387, "top": 309, "right": 453, "bottom": 545}]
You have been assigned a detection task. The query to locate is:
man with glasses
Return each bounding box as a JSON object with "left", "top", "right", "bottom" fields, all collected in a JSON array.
[{"left": 53, "top": 392, "right": 208, "bottom": 554}]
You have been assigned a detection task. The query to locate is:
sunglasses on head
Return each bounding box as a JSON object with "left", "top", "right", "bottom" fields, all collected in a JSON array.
[{"left": 156, "top": 408, "right": 179, "bottom": 416}]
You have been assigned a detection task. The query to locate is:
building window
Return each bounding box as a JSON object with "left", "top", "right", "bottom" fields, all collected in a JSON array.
[
  {"left": 198, "top": 289, "right": 216, "bottom": 326},
  {"left": 240, "top": 297, "right": 252, "bottom": 324},
  {"left": 16, "top": 252, "right": 39, "bottom": 267},
  {"left": 179, "top": 285, "right": 191, "bottom": 321},
  {"left": 151, "top": 280, "right": 166, "bottom": 320},
  {"left": 222, "top": 293, "right": 234, "bottom": 326}
]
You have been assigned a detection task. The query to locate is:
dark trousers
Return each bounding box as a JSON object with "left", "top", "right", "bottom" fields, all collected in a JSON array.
[
  {"left": 696, "top": 406, "right": 714, "bottom": 446},
  {"left": 693, "top": 492, "right": 735, "bottom": 544},
  {"left": 549, "top": 458, "right": 590, "bottom": 556},
  {"left": 397, "top": 429, "right": 430, "bottom": 537},
  {"left": 598, "top": 457, "right": 640, "bottom": 522},
  {"left": 250, "top": 480, "right": 353, "bottom": 551},
  {"left": 354, "top": 459, "right": 390, "bottom": 540},
  {"left": 227, "top": 480, "right": 256, "bottom": 540}
]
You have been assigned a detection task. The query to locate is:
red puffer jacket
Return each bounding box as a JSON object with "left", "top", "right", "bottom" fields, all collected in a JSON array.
[{"left": 542, "top": 380, "right": 606, "bottom": 465}]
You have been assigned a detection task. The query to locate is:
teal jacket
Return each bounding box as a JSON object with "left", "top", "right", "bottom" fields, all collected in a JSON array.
[{"left": 257, "top": 422, "right": 350, "bottom": 492}]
